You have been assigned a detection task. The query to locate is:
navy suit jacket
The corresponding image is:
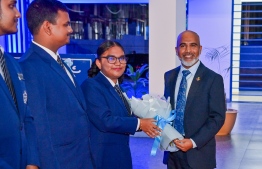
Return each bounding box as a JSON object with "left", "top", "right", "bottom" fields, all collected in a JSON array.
[
  {"left": 0, "top": 53, "right": 39, "bottom": 169},
  {"left": 81, "top": 72, "right": 138, "bottom": 169},
  {"left": 19, "top": 43, "right": 93, "bottom": 169},
  {"left": 163, "top": 62, "right": 226, "bottom": 169}
]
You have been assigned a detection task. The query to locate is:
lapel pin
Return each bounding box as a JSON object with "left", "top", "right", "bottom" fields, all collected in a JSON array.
[
  {"left": 23, "top": 90, "right": 27, "bottom": 104},
  {"left": 18, "top": 73, "right": 24, "bottom": 80},
  {"left": 196, "top": 77, "right": 201, "bottom": 81}
]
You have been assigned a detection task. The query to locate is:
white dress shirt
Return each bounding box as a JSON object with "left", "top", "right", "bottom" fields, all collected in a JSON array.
[{"left": 175, "top": 60, "right": 200, "bottom": 148}]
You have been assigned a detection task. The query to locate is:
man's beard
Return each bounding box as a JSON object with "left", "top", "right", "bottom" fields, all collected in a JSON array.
[{"left": 181, "top": 57, "right": 199, "bottom": 67}]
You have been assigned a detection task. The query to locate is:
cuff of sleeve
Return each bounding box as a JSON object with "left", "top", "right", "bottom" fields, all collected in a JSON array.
[
  {"left": 136, "top": 118, "right": 141, "bottom": 131},
  {"left": 27, "top": 146, "right": 40, "bottom": 167},
  {"left": 190, "top": 138, "right": 197, "bottom": 148}
]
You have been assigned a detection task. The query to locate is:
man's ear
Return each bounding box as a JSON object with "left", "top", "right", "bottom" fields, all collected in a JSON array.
[
  {"left": 175, "top": 47, "right": 178, "bottom": 56},
  {"left": 199, "top": 45, "right": 202, "bottom": 54},
  {"left": 95, "top": 59, "right": 102, "bottom": 70},
  {"left": 42, "top": 21, "right": 52, "bottom": 36}
]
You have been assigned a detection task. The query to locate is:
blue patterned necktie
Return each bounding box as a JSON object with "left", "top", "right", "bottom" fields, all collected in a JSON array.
[{"left": 175, "top": 70, "right": 190, "bottom": 135}]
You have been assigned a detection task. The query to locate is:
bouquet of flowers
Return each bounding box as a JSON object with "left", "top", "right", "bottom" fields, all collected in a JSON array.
[{"left": 127, "top": 94, "right": 184, "bottom": 155}]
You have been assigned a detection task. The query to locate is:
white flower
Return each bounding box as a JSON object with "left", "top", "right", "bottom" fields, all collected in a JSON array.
[
  {"left": 64, "top": 58, "right": 73, "bottom": 68},
  {"left": 128, "top": 94, "right": 183, "bottom": 154},
  {"left": 129, "top": 94, "right": 171, "bottom": 119}
]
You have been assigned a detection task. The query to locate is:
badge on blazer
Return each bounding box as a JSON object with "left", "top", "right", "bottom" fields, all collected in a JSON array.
[
  {"left": 23, "top": 90, "right": 27, "bottom": 104},
  {"left": 196, "top": 77, "right": 201, "bottom": 81},
  {"left": 18, "top": 73, "right": 24, "bottom": 80}
]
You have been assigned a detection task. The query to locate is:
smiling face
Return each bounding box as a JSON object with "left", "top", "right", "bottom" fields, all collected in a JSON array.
[
  {"left": 0, "top": 0, "right": 21, "bottom": 36},
  {"left": 176, "top": 31, "right": 202, "bottom": 69},
  {"left": 96, "top": 46, "right": 126, "bottom": 84}
]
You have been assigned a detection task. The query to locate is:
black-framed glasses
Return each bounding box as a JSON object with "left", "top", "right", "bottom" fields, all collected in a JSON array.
[{"left": 100, "top": 55, "right": 128, "bottom": 64}]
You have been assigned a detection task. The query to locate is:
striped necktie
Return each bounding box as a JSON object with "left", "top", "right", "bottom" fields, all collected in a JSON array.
[
  {"left": 57, "top": 55, "right": 65, "bottom": 71},
  {"left": 175, "top": 70, "right": 190, "bottom": 135},
  {"left": 115, "top": 84, "right": 131, "bottom": 116},
  {"left": 0, "top": 50, "right": 17, "bottom": 104},
  {"left": 56, "top": 55, "right": 76, "bottom": 86}
]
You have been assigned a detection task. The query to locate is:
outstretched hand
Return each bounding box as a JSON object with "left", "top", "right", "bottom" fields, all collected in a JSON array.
[{"left": 139, "top": 118, "right": 161, "bottom": 138}]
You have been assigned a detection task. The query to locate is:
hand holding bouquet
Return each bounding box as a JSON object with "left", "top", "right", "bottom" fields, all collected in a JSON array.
[{"left": 128, "top": 94, "right": 184, "bottom": 155}]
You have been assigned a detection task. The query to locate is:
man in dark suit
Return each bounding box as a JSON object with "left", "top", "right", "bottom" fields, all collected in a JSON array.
[
  {"left": 0, "top": 0, "right": 39, "bottom": 169},
  {"left": 164, "top": 30, "right": 226, "bottom": 169},
  {"left": 19, "top": 0, "right": 94, "bottom": 168}
]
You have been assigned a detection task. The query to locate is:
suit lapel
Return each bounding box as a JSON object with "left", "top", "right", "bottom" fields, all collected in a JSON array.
[
  {"left": 169, "top": 67, "right": 180, "bottom": 110},
  {"left": 110, "top": 87, "right": 127, "bottom": 109},
  {"left": 96, "top": 73, "right": 129, "bottom": 116},
  {"left": 50, "top": 61, "right": 77, "bottom": 91},
  {"left": 50, "top": 58, "right": 86, "bottom": 107},
  {"left": 1, "top": 54, "right": 18, "bottom": 110},
  {"left": 5, "top": 52, "right": 27, "bottom": 118},
  {"left": 186, "top": 62, "right": 205, "bottom": 110},
  {"left": 0, "top": 75, "right": 15, "bottom": 106},
  {"left": 31, "top": 43, "right": 84, "bottom": 107},
  {"left": 62, "top": 62, "right": 86, "bottom": 110}
]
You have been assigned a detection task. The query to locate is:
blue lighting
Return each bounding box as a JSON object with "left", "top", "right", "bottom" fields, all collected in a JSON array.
[
  {"left": 5, "top": 0, "right": 149, "bottom": 53},
  {"left": 61, "top": 0, "right": 148, "bottom": 3},
  {"left": 5, "top": 0, "right": 30, "bottom": 53}
]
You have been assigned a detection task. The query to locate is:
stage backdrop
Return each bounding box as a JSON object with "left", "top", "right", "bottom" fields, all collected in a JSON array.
[
  {"left": 60, "top": 54, "right": 96, "bottom": 84},
  {"left": 60, "top": 0, "right": 148, "bottom": 3},
  {"left": 188, "top": 0, "right": 232, "bottom": 101}
]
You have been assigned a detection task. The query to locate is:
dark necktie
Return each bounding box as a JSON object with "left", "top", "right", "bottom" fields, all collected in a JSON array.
[
  {"left": 175, "top": 70, "right": 190, "bottom": 135},
  {"left": 115, "top": 84, "right": 131, "bottom": 115},
  {"left": 0, "top": 50, "right": 17, "bottom": 104},
  {"left": 57, "top": 55, "right": 65, "bottom": 71},
  {"left": 57, "top": 55, "right": 76, "bottom": 86}
]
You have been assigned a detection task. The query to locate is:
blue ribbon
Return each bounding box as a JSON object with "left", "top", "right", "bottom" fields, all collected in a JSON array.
[{"left": 150, "top": 110, "right": 176, "bottom": 156}]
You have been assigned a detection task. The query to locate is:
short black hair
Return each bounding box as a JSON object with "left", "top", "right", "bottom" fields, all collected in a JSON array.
[{"left": 26, "top": 0, "right": 68, "bottom": 35}]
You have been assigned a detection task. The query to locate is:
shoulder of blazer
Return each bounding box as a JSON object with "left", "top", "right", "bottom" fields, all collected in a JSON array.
[
  {"left": 94, "top": 72, "right": 113, "bottom": 88},
  {"left": 164, "top": 66, "right": 180, "bottom": 83},
  {"left": 81, "top": 73, "right": 112, "bottom": 92},
  {"left": 4, "top": 53, "right": 19, "bottom": 68},
  {"left": 198, "top": 62, "right": 222, "bottom": 79},
  {"left": 165, "top": 66, "right": 180, "bottom": 77},
  {"left": 19, "top": 43, "right": 51, "bottom": 64}
]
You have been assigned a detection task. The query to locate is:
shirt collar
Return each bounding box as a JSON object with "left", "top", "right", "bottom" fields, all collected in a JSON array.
[
  {"left": 100, "top": 71, "right": 119, "bottom": 87},
  {"left": 180, "top": 59, "right": 200, "bottom": 76},
  {"left": 32, "top": 41, "right": 59, "bottom": 61}
]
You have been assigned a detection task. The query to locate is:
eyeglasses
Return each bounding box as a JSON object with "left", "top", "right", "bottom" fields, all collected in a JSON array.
[{"left": 100, "top": 55, "right": 128, "bottom": 64}]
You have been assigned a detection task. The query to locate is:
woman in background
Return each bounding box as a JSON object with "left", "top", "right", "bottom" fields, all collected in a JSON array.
[{"left": 81, "top": 40, "right": 160, "bottom": 169}]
